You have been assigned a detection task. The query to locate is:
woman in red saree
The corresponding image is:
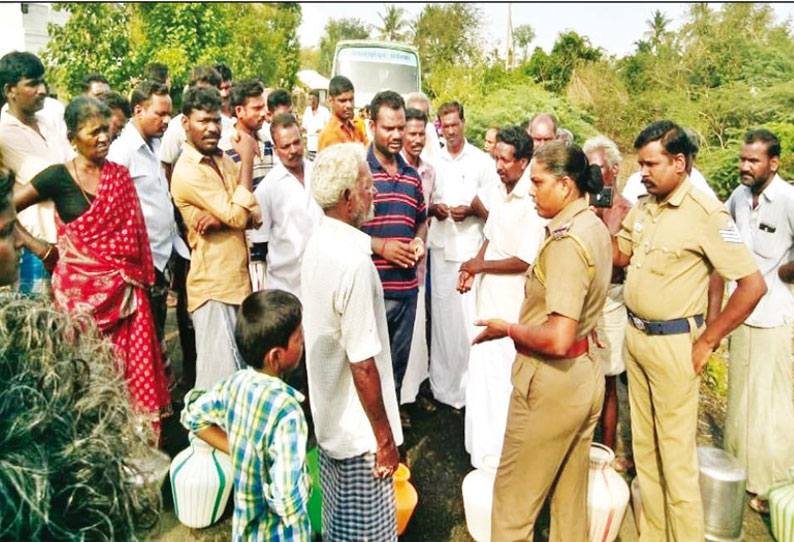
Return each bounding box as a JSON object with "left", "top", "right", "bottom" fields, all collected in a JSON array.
[{"left": 14, "top": 96, "right": 171, "bottom": 430}]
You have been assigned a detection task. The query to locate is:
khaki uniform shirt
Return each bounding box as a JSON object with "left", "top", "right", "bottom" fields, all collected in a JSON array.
[
  {"left": 170, "top": 143, "right": 260, "bottom": 312},
  {"left": 617, "top": 178, "right": 758, "bottom": 321},
  {"left": 517, "top": 198, "right": 612, "bottom": 357}
]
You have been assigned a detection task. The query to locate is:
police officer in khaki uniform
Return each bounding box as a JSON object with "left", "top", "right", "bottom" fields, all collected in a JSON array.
[
  {"left": 614, "top": 120, "right": 766, "bottom": 541},
  {"left": 475, "top": 142, "right": 612, "bottom": 541}
]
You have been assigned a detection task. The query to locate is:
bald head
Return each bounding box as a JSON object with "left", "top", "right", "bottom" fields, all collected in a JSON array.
[{"left": 529, "top": 113, "right": 557, "bottom": 150}]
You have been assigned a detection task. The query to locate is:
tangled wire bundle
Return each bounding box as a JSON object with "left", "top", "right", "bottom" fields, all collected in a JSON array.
[{"left": 0, "top": 294, "right": 161, "bottom": 541}]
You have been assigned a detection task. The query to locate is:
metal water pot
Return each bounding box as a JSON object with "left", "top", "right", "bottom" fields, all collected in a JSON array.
[{"left": 698, "top": 447, "right": 746, "bottom": 542}]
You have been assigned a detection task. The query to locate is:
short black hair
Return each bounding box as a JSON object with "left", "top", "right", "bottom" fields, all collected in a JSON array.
[
  {"left": 98, "top": 90, "right": 131, "bottom": 118},
  {"left": 81, "top": 72, "right": 109, "bottom": 93},
  {"left": 188, "top": 65, "right": 222, "bottom": 89},
  {"left": 496, "top": 126, "right": 533, "bottom": 161},
  {"left": 143, "top": 62, "right": 169, "bottom": 85},
  {"left": 130, "top": 80, "right": 170, "bottom": 110},
  {"left": 438, "top": 101, "right": 464, "bottom": 121},
  {"left": 405, "top": 107, "right": 428, "bottom": 125},
  {"left": 0, "top": 51, "right": 45, "bottom": 96},
  {"left": 328, "top": 75, "right": 354, "bottom": 97},
  {"left": 235, "top": 290, "right": 302, "bottom": 369},
  {"left": 309, "top": 89, "right": 320, "bottom": 100},
  {"left": 213, "top": 62, "right": 232, "bottom": 82},
  {"left": 0, "top": 168, "right": 15, "bottom": 214},
  {"left": 270, "top": 112, "right": 300, "bottom": 143},
  {"left": 634, "top": 120, "right": 693, "bottom": 162},
  {"left": 267, "top": 88, "right": 292, "bottom": 112},
  {"left": 64, "top": 95, "right": 112, "bottom": 137},
  {"left": 370, "top": 90, "right": 404, "bottom": 124},
  {"left": 745, "top": 128, "right": 781, "bottom": 159},
  {"left": 230, "top": 79, "right": 264, "bottom": 109},
  {"left": 181, "top": 86, "right": 221, "bottom": 117}
]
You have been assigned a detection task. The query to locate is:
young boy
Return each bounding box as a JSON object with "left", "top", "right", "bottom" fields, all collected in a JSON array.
[{"left": 181, "top": 289, "right": 311, "bottom": 541}]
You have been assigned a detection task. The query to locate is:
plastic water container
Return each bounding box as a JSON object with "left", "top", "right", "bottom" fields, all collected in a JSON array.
[
  {"left": 770, "top": 470, "right": 794, "bottom": 542},
  {"left": 462, "top": 455, "right": 500, "bottom": 542},
  {"left": 588, "top": 443, "right": 630, "bottom": 542}
]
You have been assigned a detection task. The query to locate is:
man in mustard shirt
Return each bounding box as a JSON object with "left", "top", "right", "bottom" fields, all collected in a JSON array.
[
  {"left": 613, "top": 120, "right": 766, "bottom": 541},
  {"left": 171, "top": 86, "right": 260, "bottom": 389}
]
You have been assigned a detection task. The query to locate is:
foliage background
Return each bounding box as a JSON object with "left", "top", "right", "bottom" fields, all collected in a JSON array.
[{"left": 43, "top": 3, "right": 794, "bottom": 197}]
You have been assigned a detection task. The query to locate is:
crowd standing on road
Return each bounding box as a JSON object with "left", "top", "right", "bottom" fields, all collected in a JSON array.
[{"left": 0, "top": 47, "right": 791, "bottom": 542}]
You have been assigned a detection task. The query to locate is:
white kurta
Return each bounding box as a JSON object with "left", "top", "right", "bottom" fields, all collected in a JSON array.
[
  {"left": 428, "top": 141, "right": 499, "bottom": 408},
  {"left": 464, "top": 172, "right": 546, "bottom": 468}
]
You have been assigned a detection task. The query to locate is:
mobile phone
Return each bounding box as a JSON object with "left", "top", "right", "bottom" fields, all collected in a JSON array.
[{"left": 590, "top": 186, "right": 614, "bottom": 208}]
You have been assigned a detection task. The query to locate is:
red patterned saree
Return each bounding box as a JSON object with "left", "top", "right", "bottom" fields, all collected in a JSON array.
[{"left": 50, "top": 161, "right": 171, "bottom": 419}]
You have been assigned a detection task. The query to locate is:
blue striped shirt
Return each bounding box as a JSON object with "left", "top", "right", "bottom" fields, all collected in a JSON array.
[{"left": 361, "top": 145, "right": 427, "bottom": 298}]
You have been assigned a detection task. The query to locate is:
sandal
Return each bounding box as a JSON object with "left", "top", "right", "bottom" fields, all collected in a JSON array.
[{"left": 748, "top": 495, "right": 770, "bottom": 515}]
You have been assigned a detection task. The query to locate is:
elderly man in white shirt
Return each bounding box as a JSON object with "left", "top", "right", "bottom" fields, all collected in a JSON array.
[
  {"left": 427, "top": 101, "right": 500, "bottom": 408},
  {"left": 0, "top": 51, "right": 74, "bottom": 294},
  {"left": 302, "top": 143, "right": 402, "bottom": 540},
  {"left": 107, "top": 80, "right": 190, "bottom": 356},
  {"left": 458, "top": 127, "right": 545, "bottom": 468},
  {"left": 301, "top": 89, "right": 330, "bottom": 160},
  {"left": 253, "top": 114, "right": 322, "bottom": 300},
  {"left": 713, "top": 129, "right": 794, "bottom": 513}
]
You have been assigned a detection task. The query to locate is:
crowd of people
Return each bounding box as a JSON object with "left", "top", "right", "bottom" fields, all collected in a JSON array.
[{"left": 0, "top": 46, "right": 791, "bottom": 542}]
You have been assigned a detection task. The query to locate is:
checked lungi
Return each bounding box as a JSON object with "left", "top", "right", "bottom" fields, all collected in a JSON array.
[{"left": 318, "top": 448, "right": 397, "bottom": 541}]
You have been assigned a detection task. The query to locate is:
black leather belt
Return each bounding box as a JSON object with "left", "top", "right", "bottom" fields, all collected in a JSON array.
[{"left": 627, "top": 310, "right": 704, "bottom": 336}]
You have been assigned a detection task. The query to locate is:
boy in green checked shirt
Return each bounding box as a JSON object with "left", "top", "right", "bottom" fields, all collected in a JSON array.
[{"left": 181, "top": 290, "right": 311, "bottom": 541}]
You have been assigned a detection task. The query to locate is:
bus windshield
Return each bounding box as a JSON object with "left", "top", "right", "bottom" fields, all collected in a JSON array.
[{"left": 335, "top": 46, "right": 420, "bottom": 98}]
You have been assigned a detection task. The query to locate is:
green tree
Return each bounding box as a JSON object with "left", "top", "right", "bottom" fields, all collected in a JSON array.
[
  {"left": 644, "top": 10, "right": 672, "bottom": 54},
  {"left": 318, "top": 18, "right": 371, "bottom": 75},
  {"left": 43, "top": 3, "right": 134, "bottom": 97},
  {"left": 526, "top": 31, "right": 601, "bottom": 93},
  {"left": 375, "top": 5, "right": 408, "bottom": 42},
  {"left": 513, "top": 24, "right": 536, "bottom": 63}
]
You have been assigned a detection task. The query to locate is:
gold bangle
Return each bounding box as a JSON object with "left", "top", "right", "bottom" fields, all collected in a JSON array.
[{"left": 40, "top": 244, "right": 54, "bottom": 261}]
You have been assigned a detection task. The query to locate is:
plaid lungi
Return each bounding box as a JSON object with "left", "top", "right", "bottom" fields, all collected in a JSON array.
[{"left": 318, "top": 448, "right": 397, "bottom": 542}]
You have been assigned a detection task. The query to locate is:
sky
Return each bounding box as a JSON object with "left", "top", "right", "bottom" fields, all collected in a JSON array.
[{"left": 298, "top": 2, "right": 794, "bottom": 61}]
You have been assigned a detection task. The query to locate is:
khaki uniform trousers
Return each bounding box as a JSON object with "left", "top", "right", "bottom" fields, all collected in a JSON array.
[
  {"left": 491, "top": 353, "right": 604, "bottom": 542},
  {"left": 625, "top": 324, "right": 704, "bottom": 542}
]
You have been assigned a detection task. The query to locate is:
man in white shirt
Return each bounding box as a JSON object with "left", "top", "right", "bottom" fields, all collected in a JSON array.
[
  {"left": 301, "top": 89, "right": 330, "bottom": 161},
  {"left": 302, "top": 143, "right": 402, "bottom": 540},
  {"left": 427, "top": 101, "right": 500, "bottom": 408},
  {"left": 107, "top": 79, "right": 190, "bottom": 363},
  {"left": 0, "top": 51, "right": 73, "bottom": 294},
  {"left": 458, "top": 126, "right": 545, "bottom": 467},
  {"left": 714, "top": 129, "right": 794, "bottom": 513},
  {"left": 253, "top": 113, "right": 322, "bottom": 300}
]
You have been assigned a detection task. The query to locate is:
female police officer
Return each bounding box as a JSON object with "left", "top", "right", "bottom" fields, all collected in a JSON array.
[{"left": 474, "top": 142, "right": 612, "bottom": 541}]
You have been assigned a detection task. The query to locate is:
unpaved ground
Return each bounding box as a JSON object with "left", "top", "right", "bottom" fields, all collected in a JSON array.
[{"left": 143, "top": 312, "right": 773, "bottom": 542}]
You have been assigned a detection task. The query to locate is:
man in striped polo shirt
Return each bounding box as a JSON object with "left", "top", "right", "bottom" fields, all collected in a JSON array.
[{"left": 361, "top": 90, "right": 428, "bottom": 407}]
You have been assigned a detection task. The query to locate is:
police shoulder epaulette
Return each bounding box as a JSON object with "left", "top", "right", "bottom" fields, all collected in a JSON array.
[{"left": 550, "top": 222, "right": 572, "bottom": 239}]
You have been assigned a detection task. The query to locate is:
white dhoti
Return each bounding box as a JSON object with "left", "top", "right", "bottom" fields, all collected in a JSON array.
[
  {"left": 725, "top": 322, "right": 794, "bottom": 496},
  {"left": 465, "top": 271, "right": 525, "bottom": 469},
  {"left": 595, "top": 284, "right": 627, "bottom": 377},
  {"left": 401, "top": 285, "right": 429, "bottom": 404},
  {"left": 429, "top": 249, "right": 477, "bottom": 408}
]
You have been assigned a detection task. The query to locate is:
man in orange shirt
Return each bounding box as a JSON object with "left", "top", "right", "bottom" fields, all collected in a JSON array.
[{"left": 318, "top": 75, "right": 368, "bottom": 152}]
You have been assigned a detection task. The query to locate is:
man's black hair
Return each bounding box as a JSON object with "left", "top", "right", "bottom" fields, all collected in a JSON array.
[
  {"left": 405, "top": 107, "right": 428, "bottom": 125},
  {"left": 235, "top": 290, "right": 302, "bottom": 369},
  {"left": 745, "top": 128, "right": 781, "bottom": 159},
  {"left": 634, "top": 120, "right": 693, "bottom": 161},
  {"left": 181, "top": 86, "right": 221, "bottom": 117},
  {"left": 328, "top": 75, "right": 354, "bottom": 97},
  {"left": 98, "top": 90, "right": 131, "bottom": 118},
  {"left": 267, "top": 88, "right": 292, "bottom": 112},
  {"left": 143, "top": 62, "right": 169, "bottom": 85},
  {"left": 230, "top": 80, "right": 264, "bottom": 109},
  {"left": 370, "top": 90, "right": 404, "bottom": 124},
  {"left": 213, "top": 62, "right": 232, "bottom": 82},
  {"left": 438, "top": 101, "right": 464, "bottom": 121},
  {"left": 188, "top": 65, "right": 222, "bottom": 89},
  {"left": 81, "top": 72, "right": 109, "bottom": 93},
  {"left": 129, "top": 80, "right": 170, "bottom": 110},
  {"left": 0, "top": 52, "right": 45, "bottom": 99},
  {"left": 496, "top": 126, "right": 533, "bottom": 161},
  {"left": 270, "top": 113, "right": 300, "bottom": 144}
]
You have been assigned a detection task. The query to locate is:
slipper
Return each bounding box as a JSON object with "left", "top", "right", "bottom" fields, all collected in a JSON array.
[{"left": 748, "top": 495, "right": 770, "bottom": 515}]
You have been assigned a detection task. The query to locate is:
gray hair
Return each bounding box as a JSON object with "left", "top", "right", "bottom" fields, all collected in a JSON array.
[
  {"left": 556, "top": 128, "right": 574, "bottom": 147},
  {"left": 404, "top": 91, "right": 431, "bottom": 114},
  {"left": 311, "top": 143, "right": 368, "bottom": 210},
  {"left": 583, "top": 135, "right": 622, "bottom": 170}
]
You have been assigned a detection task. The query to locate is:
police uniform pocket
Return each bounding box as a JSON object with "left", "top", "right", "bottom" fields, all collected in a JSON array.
[
  {"left": 649, "top": 247, "right": 680, "bottom": 276},
  {"left": 510, "top": 357, "right": 537, "bottom": 401}
]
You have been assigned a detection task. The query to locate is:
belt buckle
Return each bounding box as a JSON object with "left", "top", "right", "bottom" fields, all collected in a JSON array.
[{"left": 631, "top": 315, "right": 646, "bottom": 331}]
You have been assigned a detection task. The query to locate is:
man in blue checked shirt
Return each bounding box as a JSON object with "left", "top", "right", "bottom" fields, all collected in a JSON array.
[{"left": 181, "top": 289, "right": 311, "bottom": 542}]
